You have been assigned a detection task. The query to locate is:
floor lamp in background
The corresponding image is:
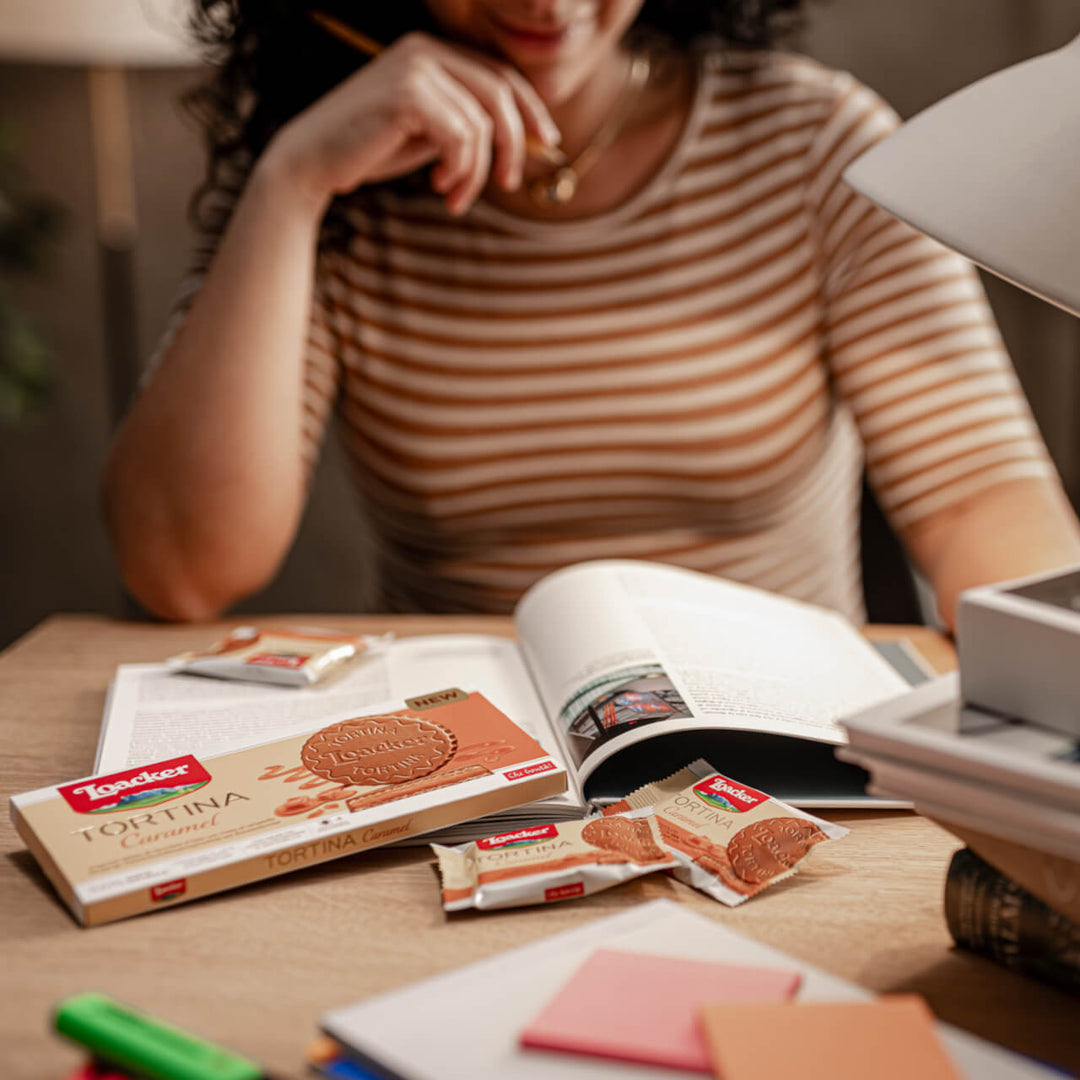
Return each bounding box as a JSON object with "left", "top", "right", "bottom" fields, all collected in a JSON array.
[{"left": 0, "top": 0, "right": 200, "bottom": 428}]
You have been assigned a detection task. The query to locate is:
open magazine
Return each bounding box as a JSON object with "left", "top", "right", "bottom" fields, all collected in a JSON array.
[{"left": 95, "top": 560, "right": 928, "bottom": 833}]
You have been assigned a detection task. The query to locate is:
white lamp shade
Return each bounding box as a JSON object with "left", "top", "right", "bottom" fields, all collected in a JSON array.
[
  {"left": 845, "top": 31, "right": 1080, "bottom": 318},
  {"left": 0, "top": 0, "right": 199, "bottom": 66}
]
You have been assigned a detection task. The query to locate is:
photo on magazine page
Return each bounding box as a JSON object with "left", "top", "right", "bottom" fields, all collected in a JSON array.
[{"left": 559, "top": 662, "right": 694, "bottom": 769}]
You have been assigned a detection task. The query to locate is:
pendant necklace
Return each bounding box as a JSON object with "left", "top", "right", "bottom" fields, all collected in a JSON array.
[{"left": 527, "top": 52, "right": 652, "bottom": 208}]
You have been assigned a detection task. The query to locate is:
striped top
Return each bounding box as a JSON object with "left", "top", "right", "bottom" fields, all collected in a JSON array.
[{"left": 177, "top": 49, "right": 1057, "bottom": 619}]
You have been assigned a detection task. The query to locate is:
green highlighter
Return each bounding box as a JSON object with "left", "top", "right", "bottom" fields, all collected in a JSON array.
[{"left": 54, "top": 993, "right": 275, "bottom": 1080}]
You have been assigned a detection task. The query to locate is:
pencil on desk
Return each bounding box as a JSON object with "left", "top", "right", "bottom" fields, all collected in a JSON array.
[{"left": 308, "top": 9, "right": 565, "bottom": 165}]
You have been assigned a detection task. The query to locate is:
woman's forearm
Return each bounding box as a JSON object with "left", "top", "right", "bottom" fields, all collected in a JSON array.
[
  {"left": 102, "top": 152, "right": 329, "bottom": 621},
  {"left": 903, "top": 476, "right": 1080, "bottom": 632},
  {"left": 104, "top": 33, "right": 562, "bottom": 621}
]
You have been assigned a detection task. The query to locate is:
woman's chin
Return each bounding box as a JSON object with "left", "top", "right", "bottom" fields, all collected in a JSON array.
[{"left": 518, "top": 61, "right": 591, "bottom": 108}]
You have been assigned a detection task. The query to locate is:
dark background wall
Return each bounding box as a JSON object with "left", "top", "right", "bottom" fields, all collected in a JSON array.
[{"left": 2, "top": 0, "right": 1079, "bottom": 649}]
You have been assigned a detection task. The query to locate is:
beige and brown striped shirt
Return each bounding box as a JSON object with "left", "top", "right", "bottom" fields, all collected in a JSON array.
[{"left": 182, "top": 49, "right": 1058, "bottom": 619}]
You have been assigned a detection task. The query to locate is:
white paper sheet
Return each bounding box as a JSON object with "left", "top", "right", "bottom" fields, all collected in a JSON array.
[{"left": 322, "top": 899, "right": 1059, "bottom": 1080}]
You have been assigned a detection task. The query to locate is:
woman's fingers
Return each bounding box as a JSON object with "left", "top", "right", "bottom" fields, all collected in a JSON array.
[
  {"left": 437, "top": 38, "right": 562, "bottom": 146},
  {"left": 435, "top": 57, "right": 527, "bottom": 190},
  {"left": 426, "top": 64, "right": 495, "bottom": 212},
  {"left": 357, "top": 57, "right": 493, "bottom": 214},
  {"left": 437, "top": 47, "right": 562, "bottom": 190},
  {"left": 476, "top": 55, "right": 563, "bottom": 149},
  {"left": 296, "top": 31, "right": 564, "bottom": 212}
]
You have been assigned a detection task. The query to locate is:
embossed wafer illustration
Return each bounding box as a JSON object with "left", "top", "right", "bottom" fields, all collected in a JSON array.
[
  {"left": 728, "top": 816, "right": 827, "bottom": 884},
  {"left": 301, "top": 713, "right": 457, "bottom": 786},
  {"left": 655, "top": 818, "right": 738, "bottom": 882},
  {"left": 345, "top": 764, "right": 490, "bottom": 811},
  {"left": 581, "top": 815, "right": 670, "bottom": 865}
]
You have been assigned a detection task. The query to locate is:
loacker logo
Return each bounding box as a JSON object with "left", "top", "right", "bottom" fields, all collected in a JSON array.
[
  {"left": 59, "top": 756, "right": 211, "bottom": 815},
  {"left": 692, "top": 774, "right": 769, "bottom": 813},
  {"left": 477, "top": 824, "right": 559, "bottom": 850},
  {"left": 150, "top": 879, "right": 187, "bottom": 903}
]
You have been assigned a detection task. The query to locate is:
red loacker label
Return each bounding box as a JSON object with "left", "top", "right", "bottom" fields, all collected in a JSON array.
[
  {"left": 545, "top": 882, "right": 585, "bottom": 902},
  {"left": 59, "top": 756, "right": 211, "bottom": 815},
  {"left": 477, "top": 824, "right": 559, "bottom": 850},
  {"left": 245, "top": 652, "right": 310, "bottom": 669},
  {"left": 691, "top": 773, "right": 770, "bottom": 813},
  {"left": 150, "top": 879, "right": 187, "bottom": 902}
]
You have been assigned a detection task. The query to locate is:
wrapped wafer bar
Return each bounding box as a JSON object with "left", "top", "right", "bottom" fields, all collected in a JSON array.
[
  {"left": 607, "top": 759, "right": 848, "bottom": 906},
  {"left": 433, "top": 808, "right": 676, "bottom": 912},
  {"left": 169, "top": 626, "right": 379, "bottom": 686}
]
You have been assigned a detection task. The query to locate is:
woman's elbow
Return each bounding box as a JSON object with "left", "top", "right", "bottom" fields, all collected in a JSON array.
[
  {"left": 101, "top": 440, "right": 300, "bottom": 621},
  {"left": 102, "top": 490, "right": 274, "bottom": 623},
  {"left": 110, "top": 536, "right": 265, "bottom": 623}
]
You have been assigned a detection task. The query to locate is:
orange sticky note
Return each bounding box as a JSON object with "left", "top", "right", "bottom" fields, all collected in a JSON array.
[{"left": 699, "top": 995, "right": 963, "bottom": 1080}]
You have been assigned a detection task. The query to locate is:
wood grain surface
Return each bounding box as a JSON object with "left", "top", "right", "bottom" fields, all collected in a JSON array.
[{"left": 2, "top": 615, "right": 1076, "bottom": 1079}]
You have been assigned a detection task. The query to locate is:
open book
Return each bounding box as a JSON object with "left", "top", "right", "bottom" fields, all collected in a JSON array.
[{"left": 95, "top": 560, "right": 928, "bottom": 834}]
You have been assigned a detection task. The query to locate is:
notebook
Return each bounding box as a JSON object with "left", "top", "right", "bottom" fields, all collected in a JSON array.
[{"left": 320, "top": 900, "right": 1061, "bottom": 1080}]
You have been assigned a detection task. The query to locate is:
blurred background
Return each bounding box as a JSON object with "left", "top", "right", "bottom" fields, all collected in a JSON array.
[{"left": 2, "top": 0, "right": 1080, "bottom": 650}]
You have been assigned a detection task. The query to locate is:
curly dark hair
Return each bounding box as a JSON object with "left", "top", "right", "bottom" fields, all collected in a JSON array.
[{"left": 185, "top": 1, "right": 803, "bottom": 246}]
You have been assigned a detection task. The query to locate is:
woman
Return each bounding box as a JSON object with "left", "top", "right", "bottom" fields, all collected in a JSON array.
[{"left": 102, "top": 0, "right": 1080, "bottom": 625}]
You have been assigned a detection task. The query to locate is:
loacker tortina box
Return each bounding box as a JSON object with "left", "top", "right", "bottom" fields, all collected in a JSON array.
[{"left": 10, "top": 688, "right": 566, "bottom": 925}]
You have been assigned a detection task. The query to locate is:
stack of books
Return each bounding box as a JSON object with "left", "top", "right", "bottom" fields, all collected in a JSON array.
[{"left": 838, "top": 672, "right": 1080, "bottom": 993}]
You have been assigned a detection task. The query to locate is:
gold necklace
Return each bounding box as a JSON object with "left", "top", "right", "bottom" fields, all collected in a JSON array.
[{"left": 527, "top": 52, "right": 652, "bottom": 207}]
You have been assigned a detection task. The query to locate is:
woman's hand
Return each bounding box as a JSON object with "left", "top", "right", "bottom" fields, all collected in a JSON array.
[{"left": 262, "top": 31, "right": 561, "bottom": 217}]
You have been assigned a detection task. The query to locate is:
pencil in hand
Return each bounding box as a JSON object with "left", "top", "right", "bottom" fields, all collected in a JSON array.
[{"left": 308, "top": 9, "right": 566, "bottom": 166}]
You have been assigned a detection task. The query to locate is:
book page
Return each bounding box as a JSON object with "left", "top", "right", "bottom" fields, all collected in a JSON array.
[
  {"left": 94, "top": 634, "right": 581, "bottom": 809},
  {"left": 514, "top": 560, "right": 908, "bottom": 782}
]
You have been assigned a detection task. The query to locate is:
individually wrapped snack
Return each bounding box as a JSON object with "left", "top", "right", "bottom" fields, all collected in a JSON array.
[
  {"left": 606, "top": 759, "right": 848, "bottom": 906},
  {"left": 433, "top": 808, "right": 677, "bottom": 912},
  {"left": 169, "top": 626, "right": 377, "bottom": 687}
]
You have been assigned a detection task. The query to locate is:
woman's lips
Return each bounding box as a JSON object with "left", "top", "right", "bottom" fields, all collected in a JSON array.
[{"left": 487, "top": 14, "right": 577, "bottom": 53}]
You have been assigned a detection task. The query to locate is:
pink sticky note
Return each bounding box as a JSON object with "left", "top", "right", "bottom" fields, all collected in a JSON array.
[{"left": 520, "top": 949, "right": 801, "bottom": 1073}]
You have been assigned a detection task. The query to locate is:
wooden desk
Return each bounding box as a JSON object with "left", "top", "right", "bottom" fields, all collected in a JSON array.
[{"left": 1, "top": 616, "right": 1076, "bottom": 1079}]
